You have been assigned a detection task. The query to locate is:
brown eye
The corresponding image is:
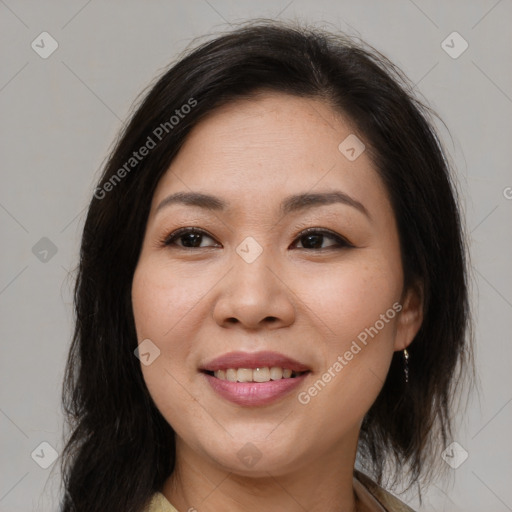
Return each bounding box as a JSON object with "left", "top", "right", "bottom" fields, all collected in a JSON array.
[
  {"left": 163, "top": 228, "right": 220, "bottom": 249},
  {"left": 293, "top": 228, "right": 354, "bottom": 250}
]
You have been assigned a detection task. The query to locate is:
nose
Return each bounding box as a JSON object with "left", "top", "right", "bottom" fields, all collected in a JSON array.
[{"left": 212, "top": 247, "right": 296, "bottom": 331}]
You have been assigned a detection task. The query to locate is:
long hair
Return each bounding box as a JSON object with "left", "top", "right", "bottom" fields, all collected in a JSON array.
[{"left": 59, "top": 20, "right": 472, "bottom": 511}]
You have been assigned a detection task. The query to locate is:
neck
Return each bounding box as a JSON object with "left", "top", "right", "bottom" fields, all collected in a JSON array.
[{"left": 163, "top": 434, "right": 360, "bottom": 512}]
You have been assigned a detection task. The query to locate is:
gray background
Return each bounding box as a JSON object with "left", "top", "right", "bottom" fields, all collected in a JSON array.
[{"left": 1, "top": 1, "right": 511, "bottom": 511}]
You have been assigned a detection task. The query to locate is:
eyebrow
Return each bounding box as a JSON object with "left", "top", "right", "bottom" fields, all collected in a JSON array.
[{"left": 155, "top": 190, "right": 370, "bottom": 219}]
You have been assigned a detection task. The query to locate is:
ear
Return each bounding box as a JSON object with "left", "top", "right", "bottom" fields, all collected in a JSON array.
[{"left": 394, "top": 279, "right": 424, "bottom": 352}]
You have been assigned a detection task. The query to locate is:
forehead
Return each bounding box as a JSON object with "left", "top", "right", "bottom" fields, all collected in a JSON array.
[{"left": 150, "top": 92, "right": 387, "bottom": 218}]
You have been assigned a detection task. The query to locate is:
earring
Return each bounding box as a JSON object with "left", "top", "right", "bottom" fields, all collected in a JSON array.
[{"left": 403, "top": 349, "right": 410, "bottom": 384}]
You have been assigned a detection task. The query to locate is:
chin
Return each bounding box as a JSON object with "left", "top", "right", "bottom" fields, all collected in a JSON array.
[{"left": 195, "top": 433, "right": 307, "bottom": 478}]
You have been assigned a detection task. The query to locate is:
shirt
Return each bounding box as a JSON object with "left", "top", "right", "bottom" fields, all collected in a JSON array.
[{"left": 144, "top": 470, "right": 415, "bottom": 511}]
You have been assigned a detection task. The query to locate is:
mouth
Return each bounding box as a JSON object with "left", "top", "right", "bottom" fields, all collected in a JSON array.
[{"left": 199, "top": 351, "right": 311, "bottom": 406}]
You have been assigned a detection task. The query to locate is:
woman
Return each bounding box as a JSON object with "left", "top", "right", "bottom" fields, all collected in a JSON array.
[{"left": 60, "top": 20, "right": 472, "bottom": 512}]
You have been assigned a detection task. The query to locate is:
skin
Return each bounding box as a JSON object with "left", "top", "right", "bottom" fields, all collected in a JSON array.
[{"left": 131, "top": 92, "right": 423, "bottom": 512}]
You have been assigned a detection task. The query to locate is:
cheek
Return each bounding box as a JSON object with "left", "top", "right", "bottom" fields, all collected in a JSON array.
[
  {"left": 131, "top": 262, "right": 207, "bottom": 427},
  {"left": 131, "top": 260, "right": 210, "bottom": 340},
  {"left": 131, "top": 260, "right": 208, "bottom": 397},
  {"left": 294, "top": 252, "right": 402, "bottom": 345},
  {"left": 292, "top": 253, "right": 401, "bottom": 416}
]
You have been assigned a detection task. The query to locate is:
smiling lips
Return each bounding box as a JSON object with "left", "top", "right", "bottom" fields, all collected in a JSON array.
[{"left": 200, "top": 351, "right": 311, "bottom": 406}]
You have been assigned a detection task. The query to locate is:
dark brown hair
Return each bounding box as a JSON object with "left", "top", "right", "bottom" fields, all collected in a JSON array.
[{"left": 59, "top": 20, "right": 472, "bottom": 511}]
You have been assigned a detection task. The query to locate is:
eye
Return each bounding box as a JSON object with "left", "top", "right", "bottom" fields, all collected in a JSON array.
[
  {"left": 292, "top": 228, "right": 354, "bottom": 250},
  {"left": 162, "top": 227, "right": 220, "bottom": 249},
  {"left": 161, "top": 227, "right": 354, "bottom": 251}
]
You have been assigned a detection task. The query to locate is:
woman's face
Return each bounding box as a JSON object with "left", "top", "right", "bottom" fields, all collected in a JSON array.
[{"left": 131, "top": 92, "right": 422, "bottom": 477}]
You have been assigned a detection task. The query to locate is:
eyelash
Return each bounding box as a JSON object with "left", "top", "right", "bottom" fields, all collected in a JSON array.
[{"left": 160, "top": 226, "right": 354, "bottom": 251}]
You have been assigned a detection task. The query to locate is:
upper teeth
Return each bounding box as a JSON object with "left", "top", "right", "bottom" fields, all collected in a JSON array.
[{"left": 213, "top": 367, "right": 297, "bottom": 382}]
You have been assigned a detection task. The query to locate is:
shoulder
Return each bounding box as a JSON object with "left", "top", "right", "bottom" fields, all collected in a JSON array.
[
  {"left": 354, "top": 470, "right": 417, "bottom": 512},
  {"left": 145, "top": 492, "right": 179, "bottom": 512},
  {"left": 146, "top": 475, "right": 416, "bottom": 512}
]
